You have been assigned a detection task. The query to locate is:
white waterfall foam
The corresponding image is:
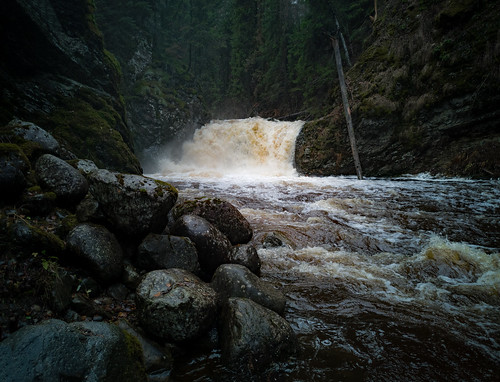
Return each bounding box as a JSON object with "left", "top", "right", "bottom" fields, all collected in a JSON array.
[{"left": 159, "top": 117, "right": 303, "bottom": 178}]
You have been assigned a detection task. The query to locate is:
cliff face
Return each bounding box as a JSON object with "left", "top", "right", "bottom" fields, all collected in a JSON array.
[
  {"left": 295, "top": 0, "right": 500, "bottom": 178},
  {"left": 0, "top": 0, "right": 141, "bottom": 174}
]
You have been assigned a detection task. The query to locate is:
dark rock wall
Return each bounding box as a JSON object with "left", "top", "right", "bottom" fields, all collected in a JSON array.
[
  {"left": 0, "top": 0, "right": 141, "bottom": 174},
  {"left": 295, "top": 0, "right": 500, "bottom": 178}
]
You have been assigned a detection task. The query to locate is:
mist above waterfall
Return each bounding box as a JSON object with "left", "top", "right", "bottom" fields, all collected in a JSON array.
[{"left": 159, "top": 118, "right": 303, "bottom": 178}]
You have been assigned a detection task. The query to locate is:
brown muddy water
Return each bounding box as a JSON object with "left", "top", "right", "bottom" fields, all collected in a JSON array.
[{"left": 151, "top": 118, "right": 500, "bottom": 381}]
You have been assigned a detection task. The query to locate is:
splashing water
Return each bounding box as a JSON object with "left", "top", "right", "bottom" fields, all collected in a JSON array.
[
  {"left": 152, "top": 118, "right": 500, "bottom": 381},
  {"left": 159, "top": 117, "right": 303, "bottom": 177}
]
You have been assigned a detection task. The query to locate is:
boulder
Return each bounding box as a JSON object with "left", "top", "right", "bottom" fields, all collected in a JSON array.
[
  {"left": 35, "top": 154, "right": 89, "bottom": 204},
  {"left": 8, "top": 218, "right": 65, "bottom": 256},
  {"left": 117, "top": 320, "right": 173, "bottom": 377},
  {"left": 171, "top": 214, "right": 232, "bottom": 276},
  {"left": 0, "top": 143, "right": 30, "bottom": 201},
  {"left": 87, "top": 169, "right": 178, "bottom": 237},
  {"left": 66, "top": 223, "right": 123, "bottom": 283},
  {"left": 137, "top": 233, "right": 200, "bottom": 274},
  {"left": 136, "top": 269, "right": 217, "bottom": 342},
  {"left": 228, "top": 244, "right": 261, "bottom": 275},
  {"left": 219, "top": 298, "right": 298, "bottom": 373},
  {"left": 0, "top": 319, "right": 147, "bottom": 382},
  {"left": 73, "top": 158, "right": 99, "bottom": 175},
  {"left": 9, "top": 119, "right": 60, "bottom": 155},
  {"left": 172, "top": 197, "right": 253, "bottom": 244},
  {"left": 211, "top": 264, "right": 286, "bottom": 315}
]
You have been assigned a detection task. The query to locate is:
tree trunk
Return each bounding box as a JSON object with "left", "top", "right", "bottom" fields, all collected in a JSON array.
[{"left": 331, "top": 36, "right": 363, "bottom": 180}]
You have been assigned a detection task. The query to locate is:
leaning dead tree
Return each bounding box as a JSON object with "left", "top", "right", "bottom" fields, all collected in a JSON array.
[
  {"left": 370, "top": 0, "right": 378, "bottom": 23},
  {"left": 329, "top": 20, "right": 363, "bottom": 180}
]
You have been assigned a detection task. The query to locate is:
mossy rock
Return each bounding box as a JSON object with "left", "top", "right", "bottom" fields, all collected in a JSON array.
[{"left": 35, "top": 88, "right": 142, "bottom": 174}]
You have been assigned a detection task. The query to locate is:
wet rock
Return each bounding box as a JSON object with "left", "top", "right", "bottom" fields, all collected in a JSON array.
[
  {"left": 66, "top": 223, "right": 123, "bottom": 283},
  {"left": 9, "top": 119, "right": 60, "bottom": 155},
  {"left": 172, "top": 197, "right": 253, "bottom": 244},
  {"left": 19, "top": 189, "right": 56, "bottom": 216},
  {"left": 137, "top": 233, "right": 199, "bottom": 274},
  {"left": 171, "top": 214, "right": 232, "bottom": 276},
  {"left": 8, "top": 218, "right": 65, "bottom": 256},
  {"left": 122, "top": 262, "right": 143, "bottom": 290},
  {"left": 117, "top": 320, "right": 173, "bottom": 376},
  {"left": 136, "top": 269, "right": 217, "bottom": 342},
  {"left": 107, "top": 283, "right": 130, "bottom": 300},
  {"left": 73, "top": 158, "right": 99, "bottom": 175},
  {"left": 47, "top": 269, "right": 75, "bottom": 314},
  {"left": 35, "top": 154, "right": 89, "bottom": 204},
  {"left": 0, "top": 143, "right": 30, "bottom": 201},
  {"left": 75, "top": 192, "right": 104, "bottom": 223},
  {"left": 228, "top": 244, "right": 261, "bottom": 275},
  {"left": 211, "top": 264, "right": 285, "bottom": 315},
  {"left": 87, "top": 169, "right": 178, "bottom": 237},
  {"left": 219, "top": 298, "right": 298, "bottom": 373},
  {"left": 0, "top": 319, "right": 147, "bottom": 381}
]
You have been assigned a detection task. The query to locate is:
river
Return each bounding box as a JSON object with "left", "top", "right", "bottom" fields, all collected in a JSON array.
[{"left": 150, "top": 118, "right": 500, "bottom": 381}]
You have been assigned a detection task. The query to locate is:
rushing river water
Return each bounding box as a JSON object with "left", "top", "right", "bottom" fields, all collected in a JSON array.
[{"left": 150, "top": 118, "right": 500, "bottom": 381}]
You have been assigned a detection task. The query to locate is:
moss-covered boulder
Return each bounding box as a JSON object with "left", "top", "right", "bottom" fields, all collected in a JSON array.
[
  {"left": 35, "top": 154, "right": 89, "bottom": 205},
  {"left": 172, "top": 197, "right": 253, "bottom": 245},
  {"left": 136, "top": 269, "right": 217, "bottom": 342},
  {"left": 66, "top": 223, "right": 124, "bottom": 284},
  {"left": 0, "top": 319, "right": 147, "bottom": 382},
  {"left": 87, "top": 169, "right": 178, "bottom": 237},
  {"left": 9, "top": 119, "right": 60, "bottom": 156}
]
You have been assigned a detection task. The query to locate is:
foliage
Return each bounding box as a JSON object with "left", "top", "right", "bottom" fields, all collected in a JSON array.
[{"left": 94, "top": 0, "right": 374, "bottom": 117}]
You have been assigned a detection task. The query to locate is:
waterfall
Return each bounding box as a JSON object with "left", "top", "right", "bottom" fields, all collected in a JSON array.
[{"left": 159, "top": 117, "right": 304, "bottom": 177}]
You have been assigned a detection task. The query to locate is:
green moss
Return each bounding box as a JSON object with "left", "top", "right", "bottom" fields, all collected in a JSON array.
[
  {"left": 106, "top": 329, "right": 147, "bottom": 382},
  {"left": 0, "top": 143, "right": 30, "bottom": 166},
  {"left": 152, "top": 179, "right": 178, "bottom": 199},
  {"left": 35, "top": 88, "right": 141, "bottom": 174}
]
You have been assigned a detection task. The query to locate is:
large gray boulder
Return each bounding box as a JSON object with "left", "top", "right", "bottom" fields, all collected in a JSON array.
[
  {"left": 136, "top": 269, "right": 217, "bottom": 342},
  {"left": 211, "top": 264, "right": 286, "bottom": 315},
  {"left": 172, "top": 197, "right": 253, "bottom": 244},
  {"left": 9, "top": 119, "right": 60, "bottom": 155},
  {"left": 171, "top": 214, "right": 232, "bottom": 276},
  {"left": 219, "top": 298, "right": 298, "bottom": 373},
  {"left": 35, "top": 154, "right": 89, "bottom": 204},
  {"left": 0, "top": 319, "right": 147, "bottom": 382},
  {"left": 87, "top": 169, "right": 177, "bottom": 237},
  {"left": 66, "top": 223, "right": 123, "bottom": 283},
  {"left": 137, "top": 233, "right": 200, "bottom": 274}
]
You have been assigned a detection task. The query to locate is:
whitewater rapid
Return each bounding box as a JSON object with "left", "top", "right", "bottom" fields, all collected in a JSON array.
[{"left": 151, "top": 117, "right": 500, "bottom": 381}]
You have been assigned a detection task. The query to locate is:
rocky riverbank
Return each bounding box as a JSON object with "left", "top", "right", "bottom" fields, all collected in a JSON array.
[{"left": 0, "top": 121, "right": 298, "bottom": 380}]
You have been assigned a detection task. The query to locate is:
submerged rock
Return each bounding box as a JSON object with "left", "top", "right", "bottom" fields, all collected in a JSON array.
[
  {"left": 35, "top": 154, "right": 89, "bottom": 204},
  {"left": 0, "top": 319, "right": 147, "bottom": 382},
  {"left": 211, "top": 264, "right": 285, "bottom": 315},
  {"left": 219, "top": 298, "right": 298, "bottom": 373},
  {"left": 137, "top": 233, "right": 200, "bottom": 274},
  {"left": 172, "top": 197, "right": 253, "bottom": 245},
  {"left": 171, "top": 214, "right": 232, "bottom": 276},
  {"left": 87, "top": 169, "right": 178, "bottom": 237},
  {"left": 136, "top": 269, "right": 217, "bottom": 342},
  {"left": 66, "top": 223, "right": 123, "bottom": 283}
]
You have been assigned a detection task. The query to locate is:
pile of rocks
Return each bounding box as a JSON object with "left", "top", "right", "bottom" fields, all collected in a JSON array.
[{"left": 0, "top": 120, "right": 298, "bottom": 380}]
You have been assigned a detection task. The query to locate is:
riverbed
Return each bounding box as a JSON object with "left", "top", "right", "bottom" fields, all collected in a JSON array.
[{"left": 150, "top": 118, "right": 500, "bottom": 381}]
